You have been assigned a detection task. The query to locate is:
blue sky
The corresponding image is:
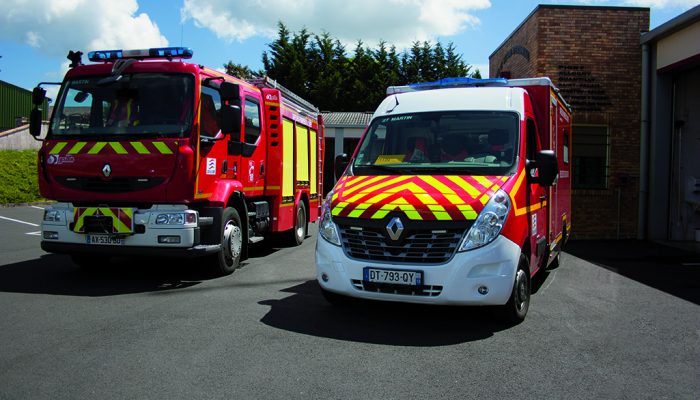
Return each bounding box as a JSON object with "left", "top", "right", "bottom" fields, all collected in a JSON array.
[{"left": 0, "top": 0, "right": 697, "bottom": 94}]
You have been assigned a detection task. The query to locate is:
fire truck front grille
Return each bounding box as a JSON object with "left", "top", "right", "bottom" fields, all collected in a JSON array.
[
  {"left": 56, "top": 176, "right": 165, "bottom": 193},
  {"left": 351, "top": 280, "right": 443, "bottom": 297},
  {"left": 338, "top": 225, "right": 464, "bottom": 264}
]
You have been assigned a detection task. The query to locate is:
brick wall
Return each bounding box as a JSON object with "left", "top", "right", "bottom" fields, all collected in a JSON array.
[{"left": 490, "top": 5, "right": 649, "bottom": 239}]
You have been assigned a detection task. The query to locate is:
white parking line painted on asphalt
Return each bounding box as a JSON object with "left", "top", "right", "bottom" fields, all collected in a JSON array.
[
  {"left": 30, "top": 206, "right": 45, "bottom": 210},
  {"left": 26, "top": 231, "right": 41, "bottom": 236},
  {"left": 0, "top": 215, "right": 40, "bottom": 227}
]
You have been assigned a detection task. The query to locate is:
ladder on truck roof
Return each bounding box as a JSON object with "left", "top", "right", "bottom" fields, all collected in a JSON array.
[{"left": 248, "top": 76, "right": 319, "bottom": 121}]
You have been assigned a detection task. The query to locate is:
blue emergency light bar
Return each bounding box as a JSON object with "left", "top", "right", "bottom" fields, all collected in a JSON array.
[
  {"left": 387, "top": 77, "right": 510, "bottom": 95},
  {"left": 88, "top": 47, "right": 193, "bottom": 62}
]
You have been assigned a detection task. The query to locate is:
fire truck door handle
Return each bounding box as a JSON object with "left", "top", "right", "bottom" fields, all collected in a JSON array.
[
  {"left": 539, "top": 194, "right": 546, "bottom": 201},
  {"left": 233, "top": 161, "right": 237, "bottom": 178},
  {"left": 222, "top": 160, "right": 228, "bottom": 174}
]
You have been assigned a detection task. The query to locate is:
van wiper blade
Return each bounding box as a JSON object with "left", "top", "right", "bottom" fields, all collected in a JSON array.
[{"left": 355, "top": 164, "right": 404, "bottom": 174}]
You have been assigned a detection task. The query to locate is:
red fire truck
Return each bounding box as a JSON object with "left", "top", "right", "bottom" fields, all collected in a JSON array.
[
  {"left": 28, "top": 47, "right": 324, "bottom": 275},
  {"left": 316, "top": 77, "right": 571, "bottom": 322}
]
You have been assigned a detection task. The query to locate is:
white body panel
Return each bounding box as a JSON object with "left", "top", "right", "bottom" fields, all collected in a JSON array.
[{"left": 316, "top": 234, "right": 521, "bottom": 305}]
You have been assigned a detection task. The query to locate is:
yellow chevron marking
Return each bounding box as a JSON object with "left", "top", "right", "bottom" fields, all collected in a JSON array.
[
  {"left": 475, "top": 176, "right": 496, "bottom": 190},
  {"left": 458, "top": 204, "right": 478, "bottom": 220},
  {"left": 416, "top": 193, "right": 438, "bottom": 205},
  {"left": 50, "top": 142, "right": 67, "bottom": 154},
  {"left": 331, "top": 201, "right": 348, "bottom": 216},
  {"left": 88, "top": 142, "right": 107, "bottom": 154},
  {"left": 445, "top": 176, "right": 480, "bottom": 198},
  {"left": 480, "top": 193, "right": 491, "bottom": 205},
  {"left": 344, "top": 176, "right": 407, "bottom": 197},
  {"left": 130, "top": 142, "right": 150, "bottom": 154},
  {"left": 363, "top": 192, "right": 393, "bottom": 205},
  {"left": 444, "top": 194, "right": 465, "bottom": 205},
  {"left": 109, "top": 142, "right": 128, "bottom": 154},
  {"left": 153, "top": 141, "right": 173, "bottom": 154},
  {"left": 68, "top": 142, "right": 87, "bottom": 154},
  {"left": 420, "top": 176, "right": 455, "bottom": 196}
]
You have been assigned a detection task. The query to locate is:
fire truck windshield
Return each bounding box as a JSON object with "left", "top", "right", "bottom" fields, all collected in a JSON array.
[
  {"left": 352, "top": 111, "right": 520, "bottom": 176},
  {"left": 49, "top": 73, "right": 194, "bottom": 138}
]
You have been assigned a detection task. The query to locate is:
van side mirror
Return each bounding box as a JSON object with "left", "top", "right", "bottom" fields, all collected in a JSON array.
[
  {"left": 532, "top": 150, "right": 558, "bottom": 187},
  {"left": 335, "top": 153, "right": 349, "bottom": 180},
  {"left": 29, "top": 108, "right": 43, "bottom": 138}
]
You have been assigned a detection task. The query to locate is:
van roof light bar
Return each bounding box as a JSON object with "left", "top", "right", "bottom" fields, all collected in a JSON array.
[
  {"left": 387, "top": 77, "right": 509, "bottom": 95},
  {"left": 88, "top": 47, "right": 193, "bottom": 62}
]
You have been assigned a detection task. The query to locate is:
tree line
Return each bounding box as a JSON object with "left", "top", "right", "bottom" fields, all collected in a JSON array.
[{"left": 224, "top": 23, "right": 480, "bottom": 112}]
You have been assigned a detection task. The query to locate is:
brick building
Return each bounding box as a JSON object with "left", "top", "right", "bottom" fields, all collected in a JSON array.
[{"left": 489, "top": 5, "right": 650, "bottom": 239}]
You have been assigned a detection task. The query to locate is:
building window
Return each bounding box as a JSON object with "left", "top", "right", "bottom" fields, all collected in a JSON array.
[{"left": 572, "top": 125, "right": 609, "bottom": 189}]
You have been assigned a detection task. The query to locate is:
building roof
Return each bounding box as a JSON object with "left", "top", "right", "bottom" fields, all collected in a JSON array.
[
  {"left": 641, "top": 4, "right": 700, "bottom": 44},
  {"left": 322, "top": 112, "right": 373, "bottom": 128}
]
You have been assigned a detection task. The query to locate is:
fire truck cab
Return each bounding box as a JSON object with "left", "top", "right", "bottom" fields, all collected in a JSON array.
[
  {"left": 29, "top": 47, "right": 324, "bottom": 275},
  {"left": 315, "top": 77, "right": 571, "bottom": 322}
]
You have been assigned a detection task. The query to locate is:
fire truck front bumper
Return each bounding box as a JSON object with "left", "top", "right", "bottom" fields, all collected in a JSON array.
[
  {"left": 315, "top": 234, "right": 522, "bottom": 306},
  {"left": 39, "top": 203, "right": 220, "bottom": 258}
]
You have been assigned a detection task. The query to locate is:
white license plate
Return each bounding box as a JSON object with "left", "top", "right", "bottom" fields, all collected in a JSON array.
[
  {"left": 363, "top": 267, "right": 423, "bottom": 286},
  {"left": 86, "top": 235, "right": 125, "bottom": 246}
]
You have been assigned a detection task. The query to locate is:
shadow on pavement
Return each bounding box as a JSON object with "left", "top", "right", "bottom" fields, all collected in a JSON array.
[
  {"left": 259, "top": 280, "right": 521, "bottom": 347},
  {"left": 565, "top": 240, "right": 700, "bottom": 305},
  {"left": 0, "top": 254, "right": 217, "bottom": 297}
]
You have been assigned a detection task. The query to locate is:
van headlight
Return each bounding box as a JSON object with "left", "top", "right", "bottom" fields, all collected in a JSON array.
[
  {"left": 319, "top": 192, "right": 341, "bottom": 246},
  {"left": 459, "top": 189, "right": 511, "bottom": 251}
]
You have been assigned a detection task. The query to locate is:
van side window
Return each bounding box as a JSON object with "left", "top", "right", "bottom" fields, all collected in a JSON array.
[{"left": 244, "top": 99, "right": 261, "bottom": 144}]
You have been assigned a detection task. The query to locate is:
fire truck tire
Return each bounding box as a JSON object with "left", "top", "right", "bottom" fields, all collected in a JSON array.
[
  {"left": 287, "top": 201, "right": 308, "bottom": 246},
  {"left": 501, "top": 254, "right": 530, "bottom": 324},
  {"left": 70, "top": 254, "right": 108, "bottom": 270},
  {"left": 214, "top": 207, "right": 243, "bottom": 275}
]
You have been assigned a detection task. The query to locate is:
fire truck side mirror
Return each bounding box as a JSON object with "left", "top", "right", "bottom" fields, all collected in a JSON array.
[
  {"left": 220, "top": 105, "right": 241, "bottom": 136},
  {"left": 29, "top": 108, "right": 43, "bottom": 138},
  {"left": 334, "top": 153, "right": 349, "bottom": 180},
  {"left": 219, "top": 82, "right": 240, "bottom": 102},
  {"left": 32, "top": 86, "right": 46, "bottom": 106},
  {"left": 534, "top": 150, "right": 558, "bottom": 187}
]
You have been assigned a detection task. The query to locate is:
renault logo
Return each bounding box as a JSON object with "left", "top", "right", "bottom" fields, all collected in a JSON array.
[
  {"left": 102, "top": 163, "right": 112, "bottom": 178},
  {"left": 386, "top": 217, "right": 404, "bottom": 241}
]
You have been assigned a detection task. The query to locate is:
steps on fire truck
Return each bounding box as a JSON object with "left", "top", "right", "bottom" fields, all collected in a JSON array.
[{"left": 249, "top": 236, "right": 264, "bottom": 244}]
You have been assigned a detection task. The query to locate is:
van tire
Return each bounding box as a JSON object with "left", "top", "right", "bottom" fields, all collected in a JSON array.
[
  {"left": 501, "top": 254, "right": 530, "bottom": 324},
  {"left": 214, "top": 207, "right": 243, "bottom": 275}
]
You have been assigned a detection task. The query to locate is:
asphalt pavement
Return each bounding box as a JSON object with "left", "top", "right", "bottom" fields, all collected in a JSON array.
[{"left": 0, "top": 205, "right": 698, "bottom": 399}]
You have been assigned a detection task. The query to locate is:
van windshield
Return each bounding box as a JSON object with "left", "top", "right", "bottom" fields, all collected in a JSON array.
[
  {"left": 49, "top": 73, "right": 194, "bottom": 139},
  {"left": 352, "top": 111, "right": 519, "bottom": 176}
]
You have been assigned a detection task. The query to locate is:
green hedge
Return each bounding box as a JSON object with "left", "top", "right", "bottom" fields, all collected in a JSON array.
[{"left": 0, "top": 150, "right": 43, "bottom": 204}]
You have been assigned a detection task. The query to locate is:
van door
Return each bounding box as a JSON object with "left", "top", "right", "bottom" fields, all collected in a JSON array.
[{"left": 526, "top": 118, "right": 548, "bottom": 274}]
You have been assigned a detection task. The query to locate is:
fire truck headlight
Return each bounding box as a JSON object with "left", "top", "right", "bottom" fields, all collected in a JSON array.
[
  {"left": 155, "top": 211, "right": 197, "bottom": 225},
  {"left": 319, "top": 192, "right": 341, "bottom": 246},
  {"left": 459, "top": 189, "right": 511, "bottom": 252},
  {"left": 43, "top": 209, "right": 64, "bottom": 224}
]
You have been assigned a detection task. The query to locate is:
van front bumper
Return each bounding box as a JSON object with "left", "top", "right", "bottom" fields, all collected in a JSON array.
[{"left": 315, "top": 234, "right": 521, "bottom": 305}]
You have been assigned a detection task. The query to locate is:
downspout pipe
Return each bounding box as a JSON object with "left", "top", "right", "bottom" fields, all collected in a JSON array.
[{"left": 638, "top": 43, "right": 651, "bottom": 240}]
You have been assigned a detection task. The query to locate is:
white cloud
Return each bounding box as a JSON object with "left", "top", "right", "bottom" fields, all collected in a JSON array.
[
  {"left": 181, "top": 0, "right": 491, "bottom": 48},
  {"left": 0, "top": 0, "right": 168, "bottom": 59}
]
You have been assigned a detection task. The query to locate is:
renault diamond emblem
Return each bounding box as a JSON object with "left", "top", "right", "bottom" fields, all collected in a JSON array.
[
  {"left": 386, "top": 217, "right": 404, "bottom": 241},
  {"left": 102, "top": 163, "right": 112, "bottom": 178}
]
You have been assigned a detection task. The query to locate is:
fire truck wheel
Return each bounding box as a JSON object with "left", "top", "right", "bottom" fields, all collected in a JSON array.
[
  {"left": 70, "top": 254, "right": 108, "bottom": 270},
  {"left": 216, "top": 207, "right": 243, "bottom": 275},
  {"left": 501, "top": 254, "right": 530, "bottom": 324},
  {"left": 288, "top": 201, "right": 308, "bottom": 246}
]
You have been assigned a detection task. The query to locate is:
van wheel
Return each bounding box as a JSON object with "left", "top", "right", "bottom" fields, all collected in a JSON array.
[
  {"left": 288, "top": 201, "right": 307, "bottom": 246},
  {"left": 501, "top": 254, "right": 530, "bottom": 324},
  {"left": 214, "top": 207, "right": 242, "bottom": 275}
]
